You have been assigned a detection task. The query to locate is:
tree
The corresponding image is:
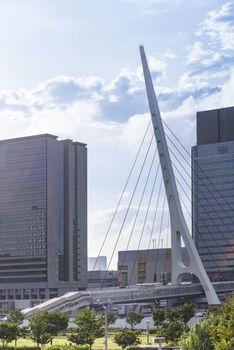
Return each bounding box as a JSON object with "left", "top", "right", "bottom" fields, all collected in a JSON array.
[
  {"left": 209, "top": 297, "right": 234, "bottom": 350},
  {"left": 160, "top": 321, "right": 184, "bottom": 344},
  {"left": 29, "top": 311, "right": 52, "bottom": 349},
  {"left": 164, "top": 308, "right": 180, "bottom": 323},
  {"left": 126, "top": 311, "right": 144, "bottom": 329},
  {"left": 180, "top": 320, "right": 215, "bottom": 350},
  {"left": 7, "top": 310, "right": 24, "bottom": 325},
  {"left": 153, "top": 309, "right": 165, "bottom": 329},
  {"left": 7, "top": 310, "right": 26, "bottom": 349},
  {"left": 107, "top": 311, "right": 117, "bottom": 326},
  {"left": 179, "top": 303, "right": 196, "bottom": 329},
  {"left": 114, "top": 328, "right": 140, "bottom": 350},
  {"left": 153, "top": 307, "right": 185, "bottom": 345},
  {"left": 48, "top": 312, "right": 69, "bottom": 344},
  {"left": 68, "top": 308, "right": 104, "bottom": 350},
  {"left": 0, "top": 322, "right": 18, "bottom": 349}
]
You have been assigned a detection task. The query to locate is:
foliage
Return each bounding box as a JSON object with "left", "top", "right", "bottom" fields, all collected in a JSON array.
[
  {"left": 179, "top": 304, "right": 196, "bottom": 328},
  {"left": 114, "top": 329, "right": 140, "bottom": 349},
  {"left": 29, "top": 311, "right": 53, "bottom": 349},
  {"left": 0, "top": 322, "right": 19, "bottom": 349},
  {"left": 159, "top": 321, "right": 184, "bottom": 344},
  {"left": 29, "top": 310, "right": 69, "bottom": 348},
  {"left": 8, "top": 311, "right": 24, "bottom": 325},
  {"left": 126, "top": 311, "right": 144, "bottom": 329},
  {"left": 180, "top": 297, "right": 234, "bottom": 350},
  {"left": 209, "top": 298, "right": 234, "bottom": 350},
  {"left": 180, "top": 319, "right": 214, "bottom": 350},
  {"left": 68, "top": 308, "right": 104, "bottom": 350},
  {"left": 48, "top": 312, "right": 69, "bottom": 340},
  {"left": 164, "top": 308, "right": 180, "bottom": 323},
  {"left": 153, "top": 309, "right": 165, "bottom": 329},
  {"left": 152, "top": 304, "right": 196, "bottom": 345},
  {"left": 107, "top": 311, "right": 117, "bottom": 325}
]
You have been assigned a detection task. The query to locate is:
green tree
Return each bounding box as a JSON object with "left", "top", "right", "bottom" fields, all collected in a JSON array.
[
  {"left": 153, "top": 309, "right": 165, "bottom": 329},
  {"left": 7, "top": 311, "right": 26, "bottom": 349},
  {"left": 180, "top": 320, "right": 214, "bottom": 350},
  {"left": 160, "top": 321, "right": 184, "bottom": 344},
  {"left": 0, "top": 322, "right": 18, "bottom": 349},
  {"left": 29, "top": 311, "right": 52, "bottom": 349},
  {"left": 68, "top": 308, "right": 104, "bottom": 350},
  {"left": 209, "top": 297, "right": 234, "bottom": 350},
  {"left": 179, "top": 303, "right": 196, "bottom": 329},
  {"left": 7, "top": 310, "right": 24, "bottom": 325},
  {"left": 164, "top": 308, "right": 180, "bottom": 322},
  {"left": 48, "top": 312, "right": 69, "bottom": 344},
  {"left": 107, "top": 311, "right": 117, "bottom": 325},
  {"left": 114, "top": 328, "right": 140, "bottom": 349},
  {"left": 126, "top": 311, "right": 144, "bottom": 329}
]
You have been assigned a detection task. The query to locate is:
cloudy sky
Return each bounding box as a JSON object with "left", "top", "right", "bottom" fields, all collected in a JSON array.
[{"left": 1, "top": 0, "right": 234, "bottom": 267}]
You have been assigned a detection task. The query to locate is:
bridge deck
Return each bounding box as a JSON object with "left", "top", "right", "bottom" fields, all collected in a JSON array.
[{"left": 22, "top": 281, "right": 234, "bottom": 317}]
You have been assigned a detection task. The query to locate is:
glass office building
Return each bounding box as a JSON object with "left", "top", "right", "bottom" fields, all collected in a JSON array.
[
  {"left": 192, "top": 107, "right": 234, "bottom": 281},
  {"left": 0, "top": 134, "right": 87, "bottom": 305}
]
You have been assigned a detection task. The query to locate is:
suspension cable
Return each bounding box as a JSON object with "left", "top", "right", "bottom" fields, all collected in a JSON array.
[
  {"left": 102, "top": 133, "right": 155, "bottom": 287},
  {"left": 87, "top": 121, "right": 151, "bottom": 288},
  {"left": 144, "top": 179, "right": 163, "bottom": 277},
  {"left": 120, "top": 152, "right": 159, "bottom": 269},
  {"left": 163, "top": 120, "right": 234, "bottom": 220},
  {"left": 167, "top": 141, "right": 231, "bottom": 245},
  {"left": 128, "top": 159, "right": 161, "bottom": 286}
]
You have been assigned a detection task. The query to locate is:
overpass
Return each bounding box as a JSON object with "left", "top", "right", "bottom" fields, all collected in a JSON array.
[{"left": 22, "top": 281, "right": 234, "bottom": 318}]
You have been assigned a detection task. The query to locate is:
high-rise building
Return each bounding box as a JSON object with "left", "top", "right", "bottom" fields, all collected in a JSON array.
[
  {"left": 192, "top": 107, "right": 234, "bottom": 282},
  {"left": 118, "top": 248, "right": 189, "bottom": 286},
  {"left": 88, "top": 256, "right": 107, "bottom": 271},
  {"left": 0, "top": 134, "right": 87, "bottom": 308}
]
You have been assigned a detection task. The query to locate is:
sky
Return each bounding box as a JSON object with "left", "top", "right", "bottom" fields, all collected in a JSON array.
[{"left": 0, "top": 0, "right": 234, "bottom": 267}]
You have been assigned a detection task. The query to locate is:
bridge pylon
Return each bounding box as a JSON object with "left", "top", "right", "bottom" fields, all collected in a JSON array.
[{"left": 140, "top": 46, "right": 220, "bottom": 305}]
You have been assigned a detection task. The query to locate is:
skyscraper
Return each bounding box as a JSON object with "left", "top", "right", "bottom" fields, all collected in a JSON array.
[
  {"left": 192, "top": 107, "right": 234, "bottom": 282},
  {"left": 0, "top": 134, "right": 87, "bottom": 307}
]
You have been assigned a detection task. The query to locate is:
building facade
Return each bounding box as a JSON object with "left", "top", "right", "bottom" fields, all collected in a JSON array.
[
  {"left": 87, "top": 270, "right": 119, "bottom": 289},
  {"left": 192, "top": 107, "right": 234, "bottom": 282},
  {"left": 118, "top": 248, "right": 189, "bottom": 286},
  {"left": 0, "top": 134, "right": 87, "bottom": 308},
  {"left": 88, "top": 256, "right": 107, "bottom": 271}
]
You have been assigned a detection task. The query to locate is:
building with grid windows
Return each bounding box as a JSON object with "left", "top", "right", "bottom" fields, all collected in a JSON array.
[
  {"left": 192, "top": 107, "right": 234, "bottom": 282},
  {"left": 0, "top": 134, "right": 87, "bottom": 309},
  {"left": 118, "top": 248, "right": 189, "bottom": 286}
]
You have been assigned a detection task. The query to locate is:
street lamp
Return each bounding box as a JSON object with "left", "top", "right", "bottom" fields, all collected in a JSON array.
[
  {"left": 104, "top": 303, "right": 109, "bottom": 350},
  {"left": 146, "top": 321, "right": 150, "bottom": 345}
]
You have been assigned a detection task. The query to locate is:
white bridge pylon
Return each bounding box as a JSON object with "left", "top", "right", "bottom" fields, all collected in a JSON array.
[{"left": 140, "top": 46, "right": 220, "bottom": 305}]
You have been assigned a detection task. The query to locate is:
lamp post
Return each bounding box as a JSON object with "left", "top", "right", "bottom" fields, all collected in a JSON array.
[
  {"left": 146, "top": 321, "right": 150, "bottom": 345},
  {"left": 104, "top": 303, "right": 108, "bottom": 350}
]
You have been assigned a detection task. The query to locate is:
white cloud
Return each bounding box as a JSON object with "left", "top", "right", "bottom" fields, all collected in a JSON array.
[
  {"left": 198, "top": 2, "right": 234, "bottom": 51},
  {"left": 163, "top": 50, "right": 178, "bottom": 60},
  {"left": 186, "top": 41, "right": 210, "bottom": 65},
  {"left": 2, "top": 1, "right": 234, "bottom": 265}
]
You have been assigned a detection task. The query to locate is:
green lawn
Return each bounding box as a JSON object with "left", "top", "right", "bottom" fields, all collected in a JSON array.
[{"left": 6, "top": 333, "right": 157, "bottom": 349}]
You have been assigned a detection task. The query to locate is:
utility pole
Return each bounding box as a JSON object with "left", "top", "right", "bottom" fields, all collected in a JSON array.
[{"left": 104, "top": 302, "right": 109, "bottom": 350}]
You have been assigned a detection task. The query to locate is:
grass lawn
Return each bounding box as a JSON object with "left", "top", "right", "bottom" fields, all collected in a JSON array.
[{"left": 6, "top": 333, "right": 157, "bottom": 349}]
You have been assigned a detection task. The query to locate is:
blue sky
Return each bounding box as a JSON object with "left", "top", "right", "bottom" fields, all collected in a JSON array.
[{"left": 0, "top": 0, "right": 234, "bottom": 265}]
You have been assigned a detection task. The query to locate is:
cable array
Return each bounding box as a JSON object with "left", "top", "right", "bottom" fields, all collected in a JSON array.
[{"left": 88, "top": 114, "right": 234, "bottom": 289}]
